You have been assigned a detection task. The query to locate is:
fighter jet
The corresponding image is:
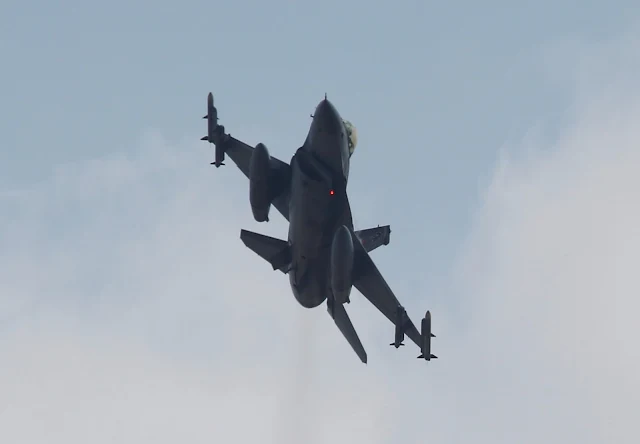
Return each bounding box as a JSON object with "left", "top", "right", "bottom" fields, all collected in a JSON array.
[{"left": 201, "top": 92, "right": 437, "bottom": 363}]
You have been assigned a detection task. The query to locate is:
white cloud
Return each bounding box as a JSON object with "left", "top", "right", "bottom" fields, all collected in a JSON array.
[
  {"left": 2, "top": 29, "right": 640, "bottom": 444},
  {"left": 0, "top": 129, "right": 393, "bottom": 444},
  {"left": 445, "top": 30, "right": 640, "bottom": 443}
]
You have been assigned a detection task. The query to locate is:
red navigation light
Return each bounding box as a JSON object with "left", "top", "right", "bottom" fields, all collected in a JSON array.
[{"left": 329, "top": 189, "right": 335, "bottom": 195}]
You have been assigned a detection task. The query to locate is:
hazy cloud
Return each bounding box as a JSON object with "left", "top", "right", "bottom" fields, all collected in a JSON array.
[{"left": 2, "top": 29, "right": 640, "bottom": 444}]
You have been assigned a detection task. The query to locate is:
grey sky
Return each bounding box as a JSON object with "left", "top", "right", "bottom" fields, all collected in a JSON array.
[{"left": 1, "top": 2, "right": 639, "bottom": 443}]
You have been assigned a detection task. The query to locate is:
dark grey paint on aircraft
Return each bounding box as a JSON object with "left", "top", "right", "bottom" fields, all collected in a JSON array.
[{"left": 201, "top": 93, "right": 437, "bottom": 363}]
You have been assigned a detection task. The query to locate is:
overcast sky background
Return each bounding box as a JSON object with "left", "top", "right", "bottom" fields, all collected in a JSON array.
[{"left": 2, "top": 1, "right": 640, "bottom": 443}]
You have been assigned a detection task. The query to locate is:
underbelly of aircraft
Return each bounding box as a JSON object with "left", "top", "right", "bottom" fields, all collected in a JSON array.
[
  {"left": 287, "top": 150, "right": 347, "bottom": 308},
  {"left": 287, "top": 190, "right": 334, "bottom": 308},
  {"left": 288, "top": 253, "right": 330, "bottom": 308}
]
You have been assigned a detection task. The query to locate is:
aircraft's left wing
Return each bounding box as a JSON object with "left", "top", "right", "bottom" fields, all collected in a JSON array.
[
  {"left": 201, "top": 92, "right": 291, "bottom": 221},
  {"left": 349, "top": 227, "right": 423, "bottom": 349}
]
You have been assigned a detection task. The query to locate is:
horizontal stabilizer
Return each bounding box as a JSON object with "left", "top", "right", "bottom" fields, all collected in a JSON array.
[
  {"left": 328, "top": 299, "right": 367, "bottom": 364},
  {"left": 354, "top": 225, "right": 390, "bottom": 253},
  {"left": 240, "top": 229, "right": 291, "bottom": 273}
]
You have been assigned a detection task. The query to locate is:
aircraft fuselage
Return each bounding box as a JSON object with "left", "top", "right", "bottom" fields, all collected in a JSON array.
[{"left": 287, "top": 99, "right": 353, "bottom": 308}]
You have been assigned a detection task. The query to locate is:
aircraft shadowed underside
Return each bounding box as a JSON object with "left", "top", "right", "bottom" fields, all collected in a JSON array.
[{"left": 201, "top": 92, "right": 437, "bottom": 364}]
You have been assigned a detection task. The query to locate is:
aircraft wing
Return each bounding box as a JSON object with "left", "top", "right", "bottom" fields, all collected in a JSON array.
[
  {"left": 201, "top": 92, "right": 291, "bottom": 221},
  {"left": 350, "top": 227, "right": 422, "bottom": 349}
]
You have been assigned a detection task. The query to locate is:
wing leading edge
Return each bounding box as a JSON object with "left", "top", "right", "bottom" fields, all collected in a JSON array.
[{"left": 201, "top": 93, "right": 291, "bottom": 221}]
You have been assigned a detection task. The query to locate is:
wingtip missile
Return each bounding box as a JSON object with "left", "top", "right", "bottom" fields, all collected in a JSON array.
[
  {"left": 203, "top": 93, "right": 218, "bottom": 120},
  {"left": 418, "top": 310, "right": 437, "bottom": 361},
  {"left": 201, "top": 92, "right": 226, "bottom": 167}
]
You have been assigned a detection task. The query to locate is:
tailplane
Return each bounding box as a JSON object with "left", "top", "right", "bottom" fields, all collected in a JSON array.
[
  {"left": 354, "top": 225, "right": 390, "bottom": 253},
  {"left": 327, "top": 297, "right": 367, "bottom": 364},
  {"left": 240, "top": 229, "right": 291, "bottom": 273}
]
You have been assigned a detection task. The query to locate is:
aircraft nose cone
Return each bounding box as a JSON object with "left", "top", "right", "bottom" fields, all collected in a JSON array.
[{"left": 313, "top": 99, "right": 342, "bottom": 135}]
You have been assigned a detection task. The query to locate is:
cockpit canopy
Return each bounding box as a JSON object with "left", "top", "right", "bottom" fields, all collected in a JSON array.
[{"left": 343, "top": 120, "right": 357, "bottom": 157}]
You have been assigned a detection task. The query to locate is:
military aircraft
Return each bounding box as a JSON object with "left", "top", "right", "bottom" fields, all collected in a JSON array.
[{"left": 201, "top": 92, "right": 436, "bottom": 363}]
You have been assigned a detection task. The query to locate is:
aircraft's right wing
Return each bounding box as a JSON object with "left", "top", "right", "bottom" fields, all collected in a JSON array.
[
  {"left": 201, "top": 92, "right": 291, "bottom": 221},
  {"left": 350, "top": 228, "right": 423, "bottom": 349}
]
